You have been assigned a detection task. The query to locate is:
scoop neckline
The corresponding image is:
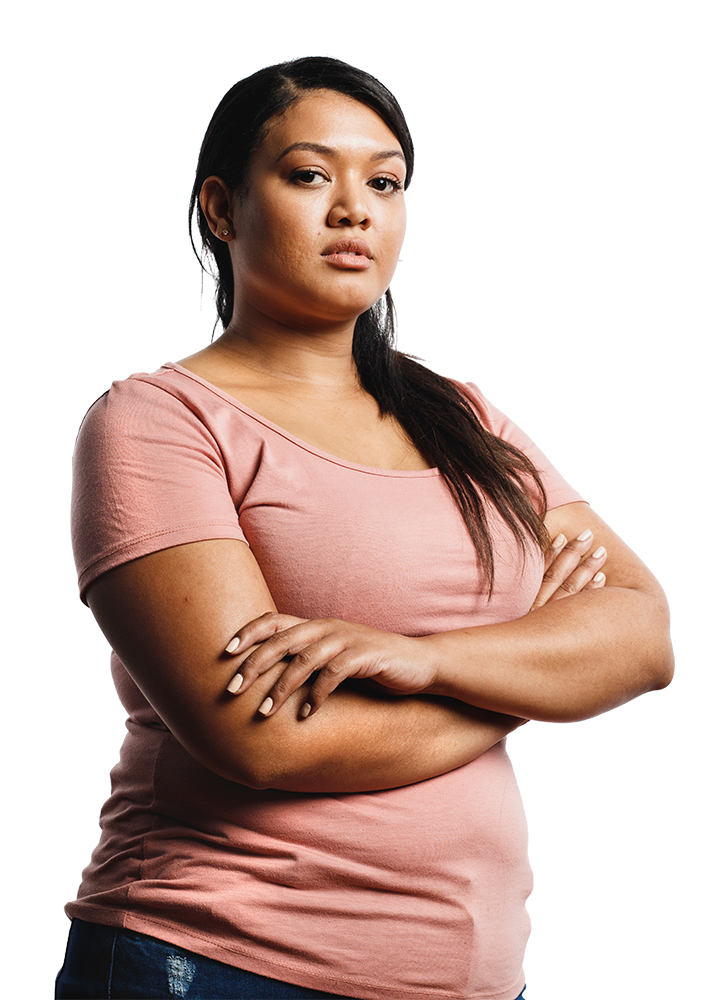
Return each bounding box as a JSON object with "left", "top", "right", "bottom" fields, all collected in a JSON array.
[{"left": 159, "top": 363, "right": 442, "bottom": 479}]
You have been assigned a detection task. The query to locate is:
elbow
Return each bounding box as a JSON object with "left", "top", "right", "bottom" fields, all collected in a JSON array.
[
  {"left": 235, "top": 750, "right": 301, "bottom": 791},
  {"left": 225, "top": 751, "right": 329, "bottom": 794},
  {"left": 213, "top": 740, "right": 294, "bottom": 791},
  {"left": 648, "top": 640, "right": 675, "bottom": 692},
  {"left": 177, "top": 723, "right": 292, "bottom": 791},
  {"left": 644, "top": 596, "right": 675, "bottom": 692},
  {"left": 198, "top": 748, "right": 285, "bottom": 791},
  {"left": 170, "top": 686, "right": 320, "bottom": 791},
  {"left": 616, "top": 588, "right": 675, "bottom": 699},
  {"left": 236, "top": 770, "right": 279, "bottom": 792}
]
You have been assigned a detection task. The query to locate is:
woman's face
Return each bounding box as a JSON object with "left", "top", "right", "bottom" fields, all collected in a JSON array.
[{"left": 227, "top": 90, "right": 408, "bottom": 331}]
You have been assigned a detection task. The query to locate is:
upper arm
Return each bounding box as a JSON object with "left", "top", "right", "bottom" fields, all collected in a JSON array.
[
  {"left": 72, "top": 377, "right": 248, "bottom": 601},
  {"left": 474, "top": 383, "right": 670, "bottom": 626},
  {"left": 85, "top": 538, "right": 297, "bottom": 785},
  {"left": 543, "top": 501, "right": 673, "bottom": 691},
  {"left": 544, "top": 501, "right": 666, "bottom": 599},
  {"left": 72, "top": 378, "right": 308, "bottom": 786},
  {"left": 86, "top": 539, "right": 516, "bottom": 791},
  {"left": 74, "top": 376, "right": 518, "bottom": 791}
]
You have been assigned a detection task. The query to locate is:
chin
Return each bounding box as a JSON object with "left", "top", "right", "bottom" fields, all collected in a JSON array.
[{"left": 282, "top": 292, "right": 386, "bottom": 329}]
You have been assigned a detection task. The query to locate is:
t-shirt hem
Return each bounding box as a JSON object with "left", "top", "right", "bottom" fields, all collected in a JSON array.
[
  {"left": 64, "top": 904, "right": 526, "bottom": 1000},
  {"left": 77, "top": 523, "right": 247, "bottom": 602},
  {"left": 544, "top": 487, "right": 586, "bottom": 511}
]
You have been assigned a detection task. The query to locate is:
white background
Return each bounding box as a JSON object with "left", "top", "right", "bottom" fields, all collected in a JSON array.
[{"left": 3, "top": 2, "right": 711, "bottom": 998}]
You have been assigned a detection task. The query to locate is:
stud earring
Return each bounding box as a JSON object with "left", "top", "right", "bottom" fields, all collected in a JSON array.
[{"left": 222, "top": 229, "right": 229, "bottom": 237}]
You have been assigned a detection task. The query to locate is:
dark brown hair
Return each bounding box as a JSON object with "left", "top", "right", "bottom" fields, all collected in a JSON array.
[{"left": 189, "top": 56, "right": 550, "bottom": 592}]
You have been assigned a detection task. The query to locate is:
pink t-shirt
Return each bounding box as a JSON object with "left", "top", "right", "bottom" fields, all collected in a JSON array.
[{"left": 69, "top": 364, "right": 582, "bottom": 1000}]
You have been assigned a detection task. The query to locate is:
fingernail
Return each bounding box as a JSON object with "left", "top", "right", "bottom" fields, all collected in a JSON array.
[
  {"left": 577, "top": 529, "right": 593, "bottom": 542},
  {"left": 258, "top": 697, "right": 273, "bottom": 716},
  {"left": 592, "top": 546, "right": 606, "bottom": 558},
  {"left": 593, "top": 572, "right": 606, "bottom": 583},
  {"left": 226, "top": 674, "right": 243, "bottom": 694},
  {"left": 552, "top": 533, "right": 567, "bottom": 549},
  {"left": 299, "top": 703, "right": 312, "bottom": 719},
  {"left": 225, "top": 637, "right": 240, "bottom": 654}
]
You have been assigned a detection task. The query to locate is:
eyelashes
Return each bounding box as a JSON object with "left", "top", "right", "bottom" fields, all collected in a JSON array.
[
  {"left": 369, "top": 176, "right": 403, "bottom": 194},
  {"left": 290, "top": 169, "right": 326, "bottom": 185},
  {"left": 289, "top": 169, "right": 403, "bottom": 194}
]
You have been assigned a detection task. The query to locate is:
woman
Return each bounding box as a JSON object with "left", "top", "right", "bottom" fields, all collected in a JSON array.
[{"left": 57, "top": 57, "right": 673, "bottom": 1000}]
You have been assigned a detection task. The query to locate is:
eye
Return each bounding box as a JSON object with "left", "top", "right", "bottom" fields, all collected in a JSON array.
[
  {"left": 369, "top": 176, "right": 403, "bottom": 194},
  {"left": 290, "top": 169, "right": 328, "bottom": 185}
]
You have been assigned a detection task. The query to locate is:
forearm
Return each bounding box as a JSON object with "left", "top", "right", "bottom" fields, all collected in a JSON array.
[
  {"left": 86, "top": 541, "right": 523, "bottom": 796},
  {"left": 423, "top": 586, "right": 673, "bottom": 722},
  {"left": 216, "top": 673, "right": 523, "bottom": 792}
]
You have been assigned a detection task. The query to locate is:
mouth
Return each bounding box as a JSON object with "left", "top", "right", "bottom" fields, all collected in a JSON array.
[{"left": 321, "top": 238, "right": 373, "bottom": 269}]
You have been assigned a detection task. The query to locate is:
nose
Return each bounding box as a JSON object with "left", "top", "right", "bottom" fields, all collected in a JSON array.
[{"left": 327, "top": 178, "right": 370, "bottom": 229}]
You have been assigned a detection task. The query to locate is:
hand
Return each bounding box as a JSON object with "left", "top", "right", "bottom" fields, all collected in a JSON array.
[
  {"left": 530, "top": 529, "right": 607, "bottom": 611},
  {"left": 223, "top": 613, "right": 435, "bottom": 719}
]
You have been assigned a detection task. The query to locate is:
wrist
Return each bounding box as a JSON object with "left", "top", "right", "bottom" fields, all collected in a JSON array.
[{"left": 417, "top": 632, "right": 465, "bottom": 699}]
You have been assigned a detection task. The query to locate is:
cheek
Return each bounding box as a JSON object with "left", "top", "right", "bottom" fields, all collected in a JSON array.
[
  {"left": 382, "top": 210, "right": 407, "bottom": 273},
  {"left": 233, "top": 202, "right": 323, "bottom": 303},
  {"left": 234, "top": 221, "right": 290, "bottom": 283},
  {"left": 251, "top": 200, "right": 317, "bottom": 266},
  {"left": 397, "top": 203, "right": 408, "bottom": 243},
  {"left": 384, "top": 228, "right": 405, "bottom": 280}
]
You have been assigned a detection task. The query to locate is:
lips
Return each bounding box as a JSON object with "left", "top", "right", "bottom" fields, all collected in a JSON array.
[
  {"left": 322, "top": 238, "right": 373, "bottom": 258},
  {"left": 321, "top": 238, "right": 373, "bottom": 269}
]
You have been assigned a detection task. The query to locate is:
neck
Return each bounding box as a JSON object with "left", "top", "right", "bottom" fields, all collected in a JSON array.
[{"left": 208, "top": 307, "right": 362, "bottom": 390}]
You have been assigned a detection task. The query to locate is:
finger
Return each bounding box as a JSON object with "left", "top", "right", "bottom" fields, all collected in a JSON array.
[
  {"left": 255, "top": 661, "right": 320, "bottom": 716},
  {"left": 224, "top": 613, "right": 285, "bottom": 655},
  {"left": 542, "top": 532, "right": 568, "bottom": 573},
  {"left": 256, "top": 636, "right": 353, "bottom": 716},
  {"left": 224, "top": 613, "right": 307, "bottom": 656},
  {"left": 304, "top": 635, "right": 432, "bottom": 715},
  {"left": 226, "top": 628, "right": 314, "bottom": 695},
  {"left": 228, "top": 622, "right": 344, "bottom": 698},
  {"left": 225, "top": 643, "right": 261, "bottom": 688},
  {"left": 228, "top": 643, "right": 316, "bottom": 701},
  {"left": 583, "top": 571, "right": 606, "bottom": 590},
  {"left": 299, "top": 652, "right": 366, "bottom": 717},
  {"left": 546, "top": 547, "right": 608, "bottom": 602},
  {"left": 226, "top": 629, "right": 307, "bottom": 695},
  {"left": 225, "top": 619, "right": 308, "bottom": 695},
  {"left": 531, "top": 530, "right": 595, "bottom": 610}
]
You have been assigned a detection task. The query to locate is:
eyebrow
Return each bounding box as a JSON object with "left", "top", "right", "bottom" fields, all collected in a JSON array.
[{"left": 275, "top": 142, "right": 406, "bottom": 165}]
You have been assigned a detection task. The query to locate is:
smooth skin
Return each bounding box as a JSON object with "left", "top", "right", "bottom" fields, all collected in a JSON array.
[
  {"left": 85, "top": 91, "right": 673, "bottom": 794},
  {"left": 87, "top": 531, "right": 603, "bottom": 794},
  {"left": 226, "top": 504, "right": 669, "bottom": 724}
]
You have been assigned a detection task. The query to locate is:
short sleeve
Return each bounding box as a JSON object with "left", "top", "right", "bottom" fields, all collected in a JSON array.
[
  {"left": 72, "top": 376, "right": 246, "bottom": 602},
  {"left": 457, "top": 380, "right": 585, "bottom": 511}
]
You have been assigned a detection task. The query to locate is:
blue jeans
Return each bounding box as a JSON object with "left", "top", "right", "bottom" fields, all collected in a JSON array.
[{"left": 55, "top": 918, "right": 527, "bottom": 999}]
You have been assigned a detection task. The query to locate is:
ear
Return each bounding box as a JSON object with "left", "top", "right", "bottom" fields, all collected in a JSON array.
[{"left": 199, "top": 176, "right": 234, "bottom": 241}]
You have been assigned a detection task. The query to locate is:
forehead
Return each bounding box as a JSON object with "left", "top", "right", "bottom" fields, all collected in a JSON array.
[{"left": 257, "top": 90, "right": 403, "bottom": 162}]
